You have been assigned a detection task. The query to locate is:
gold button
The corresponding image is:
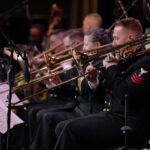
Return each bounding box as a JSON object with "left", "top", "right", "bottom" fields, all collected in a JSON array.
[
  {"left": 50, "top": 94, "right": 53, "bottom": 97},
  {"left": 107, "top": 109, "right": 110, "bottom": 112},
  {"left": 103, "top": 108, "right": 106, "bottom": 112}
]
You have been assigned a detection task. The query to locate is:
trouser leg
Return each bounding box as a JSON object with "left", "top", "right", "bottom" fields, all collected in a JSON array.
[
  {"left": 31, "top": 109, "right": 80, "bottom": 150},
  {"left": 54, "top": 113, "right": 125, "bottom": 150}
]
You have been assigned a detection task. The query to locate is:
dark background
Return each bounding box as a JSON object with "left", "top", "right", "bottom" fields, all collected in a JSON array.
[{"left": 0, "top": 0, "right": 149, "bottom": 46}]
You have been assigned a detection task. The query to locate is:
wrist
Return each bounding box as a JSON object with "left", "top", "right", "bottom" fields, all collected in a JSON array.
[{"left": 105, "top": 62, "right": 118, "bottom": 69}]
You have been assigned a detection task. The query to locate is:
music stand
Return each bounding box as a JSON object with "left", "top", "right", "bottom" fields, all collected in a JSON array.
[{"left": 121, "top": 94, "right": 132, "bottom": 150}]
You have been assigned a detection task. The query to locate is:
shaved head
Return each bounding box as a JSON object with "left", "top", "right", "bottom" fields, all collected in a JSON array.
[{"left": 82, "top": 13, "right": 103, "bottom": 33}]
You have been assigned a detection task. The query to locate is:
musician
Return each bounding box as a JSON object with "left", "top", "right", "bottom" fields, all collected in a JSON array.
[
  {"left": 82, "top": 13, "right": 103, "bottom": 33},
  {"left": 29, "top": 24, "right": 47, "bottom": 55},
  {"left": 46, "top": 29, "right": 65, "bottom": 54},
  {"left": 30, "top": 28, "right": 112, "bottom": 150},
  {"left": 26, "top": 29, "right": 83, "bottom": 148},
  {"left": 54, "top": 17, "right": 150, "bottom": 150}
]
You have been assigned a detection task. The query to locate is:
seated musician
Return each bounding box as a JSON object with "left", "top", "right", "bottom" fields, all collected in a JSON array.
[
  {"left": 82, "top": 13, "right": 103, "bottom": 33},
  {"left": 28, "top": 24, "right": 47, "bottom": 54},
  {"left": 54, "top": 17, "right": 150, "bottom": 150},
  {"left": 46, "top": 29, "right": 65, "bottom": 53},
  {"left": 30, "top": 28, "right": 112, "bottom": 150},
  {"left": 27, "top": 29, "right": 84, "bottom": 147}
]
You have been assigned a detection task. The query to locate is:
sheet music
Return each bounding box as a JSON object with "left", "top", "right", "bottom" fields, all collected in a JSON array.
[
  {"left": 0, "top": 100, "right": 23, "bottom": 134},
  {"left": 0, "top": 84, "right": 23, "bottom": 106},
  {"left": 0, "top": 84, "right": 24, "bottom": 134}
]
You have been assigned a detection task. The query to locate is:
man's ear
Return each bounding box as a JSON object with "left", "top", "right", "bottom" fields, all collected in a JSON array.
[{"left": 128, "top": 34, "right": 135, "bottom": 40}]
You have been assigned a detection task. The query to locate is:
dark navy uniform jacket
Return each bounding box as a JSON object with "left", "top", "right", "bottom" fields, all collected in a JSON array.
[{"left": 98, "top": 54, "right": 150, "bottom": 121}]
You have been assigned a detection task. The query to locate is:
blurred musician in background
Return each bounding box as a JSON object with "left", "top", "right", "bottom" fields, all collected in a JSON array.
[
  {"left": 82, "top": 13, "right": 103, "bottom": 33},
  {"left": 46, "top": 29, "right": 65, "bottom": 54},
  {"left": 28, "top": 24, "right": 47, "bottom": 55}
]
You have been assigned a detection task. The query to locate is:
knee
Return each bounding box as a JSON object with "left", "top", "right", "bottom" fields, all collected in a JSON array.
[
  {"left": 27, "top": 107, "right": 38, "bottom": 122},
  {"left": 28, "top": 107, "right": 35, "bottom": 117},
  {"left": 37, "top": 111, "right": 56, "bottom": 123},
  {"left": 56, "top": 120, "right": 73, "bottom": 137},
  {"left": 36, "top": 110, "right": 46, "bottom": 122},
  {"left": 55, "top": 121, "right": 66, "bottom": 138},
  {"left": 63, "top": 119, "right": 81, "bottom": 136}
]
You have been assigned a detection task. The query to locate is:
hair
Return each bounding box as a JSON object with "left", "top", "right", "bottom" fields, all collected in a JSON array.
[
  {"left": 85, "top": 28, "right": 112, "bottom": 45},
  {"left": 49, "top": 29, "right": 66, "bottom": 42},
  {"left": 114, "top": 17, "right": 143, "bottom": 36},
  {"left": 46, "top": 29, "right": 65, "bottom": 49},
  {"left": 85, "top": 13, "right": 103, "bottom": 27},
  {"left": 30, "top": 24, "right": 45, "bottom": 33},
  {"left": 65, "top": 28, "right": 84, "bottom": 43}
]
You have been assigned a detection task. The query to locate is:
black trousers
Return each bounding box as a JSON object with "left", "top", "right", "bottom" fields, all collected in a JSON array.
[
  {"left": 26, "top": 98, "right": 73, "bottom": 144},
  {"left": 54, "top": 112, "right": 150, "bottom": 150},
  {"left": 30, "top": 108, "right": 81, "bottom": 150}
]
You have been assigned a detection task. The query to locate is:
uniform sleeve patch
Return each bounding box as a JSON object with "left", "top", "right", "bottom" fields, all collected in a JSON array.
[
  {"left": 131, "top": 68, "right": 148, "bottom": 84},
  {"left": 131, "top": 73, "right": 143, "bottom": 83}
]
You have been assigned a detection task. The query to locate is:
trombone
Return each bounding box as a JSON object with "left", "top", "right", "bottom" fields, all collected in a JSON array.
[
  {"left": 1, "top": 42, "right": 82, "bottom": 85},
  {"left": 12, "top": 67, "right": 100, "bottom": 106},
  {"left": 54, "top": 42, "right": 83, "bottom": 56},
  {"left": 34, "top": 42, "right": 63, "bottom": 59},
  {"left": 3, "top": 33, "right": 150, "bottom": 105}
]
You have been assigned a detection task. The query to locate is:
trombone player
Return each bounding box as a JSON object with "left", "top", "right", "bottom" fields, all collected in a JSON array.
[
  {"left": 28, "top": 29, "right": 84, "bottom": 148},
  {"left": 54, "top": 17, "right": 150, "bottom": 150},
  {"left": 30, "top": 28, "right": 112, "bottom": 150}
]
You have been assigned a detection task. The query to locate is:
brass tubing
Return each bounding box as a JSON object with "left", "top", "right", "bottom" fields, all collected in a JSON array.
[
  {"left": 12, "top": 66, "right": 76, "bottom": 92},
  {"left": 54, "top": 42, "right": 83, "bottom": 56},
  {"left": 34, "top": 42, "right": 63, "bottom": 59},
  {"left": 12, "top": 68, "right": 100, "bottom": 105}
]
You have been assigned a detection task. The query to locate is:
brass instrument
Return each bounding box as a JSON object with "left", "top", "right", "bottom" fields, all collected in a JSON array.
[
  {"left": 1, "top": 42, "right": 65, "bottom": 85},
  {"left": 81, "top": 33, "right": 150, "bottom": 64},
  {"left": 15, "top": 33, "right": 150, "bottom": 83},
  {"left": 54, "top": 42, "right": 83, "bottom": 56},
  {"left": 0, "top": 65, "right": 67, "bottom": 94},
  {"left": 34, "top": 42, "right": 63, "bottom": 59},
  {"left": 0, "top": 42, "right": 81, "bottom": 87},
  {"left": 2, "top": 33, "right": 150, "bottom": 105},
  {"left": 12, "top": 68, "right": 99, "bottom": 105},
  {"left": 39, "top": 33, "right": 150, "bottom": 67}
]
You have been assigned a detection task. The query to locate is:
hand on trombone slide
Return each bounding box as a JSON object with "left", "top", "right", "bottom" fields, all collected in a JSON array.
[
  {"left": 103, "top": 53, "right": 118, "bottom": 69},
  {"left": 72, "top": 49, "right": 88, "bottom": 67},
  {"left": 85, "top": 65, "right": 98, "bottom": 83}
]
